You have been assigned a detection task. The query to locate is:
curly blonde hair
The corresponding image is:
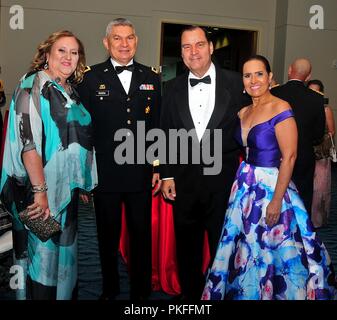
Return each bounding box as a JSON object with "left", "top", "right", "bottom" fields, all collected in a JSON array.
[{"left": 30, "top": 30, "right": 86, "bottom": 83}]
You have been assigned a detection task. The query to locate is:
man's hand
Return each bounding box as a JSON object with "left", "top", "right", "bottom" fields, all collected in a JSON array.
[
  {"left": 161, "top": 179, "right": 176, "bottom": 201},
  {"left": 152, "top": 173, "right": 161, "bottom": 195}
]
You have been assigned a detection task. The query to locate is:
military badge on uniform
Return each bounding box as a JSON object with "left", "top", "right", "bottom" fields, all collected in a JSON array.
[
  {"left": 96, "top": 90, "right": 109, "bottom": 97},
  {"left": 99, "top": 84, "right": 106, "bottom": 90},
  {"left": 145, "top": 106, "right": 151, "bottom": 114},
  {"left": 139, "top": 84, "right": 154, "bottom": 90}
]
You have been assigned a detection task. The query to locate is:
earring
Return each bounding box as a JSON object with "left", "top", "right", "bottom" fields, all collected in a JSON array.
[
  {"left": 243, "top": 89, "right": 246, "bottom": 94},
  {"left": 44, "top": 61, "right": 48, "bottom": 70}
]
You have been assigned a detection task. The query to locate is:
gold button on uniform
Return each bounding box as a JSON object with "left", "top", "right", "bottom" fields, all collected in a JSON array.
[
  {"left": 127, "top": 97, "right": 131, "bottom": 102},
  {"left": 127, "top": 120, "right": 131, "bottom": 125},
  {"left": 127, "top": 108, "right": 131, "bottom": 113}
]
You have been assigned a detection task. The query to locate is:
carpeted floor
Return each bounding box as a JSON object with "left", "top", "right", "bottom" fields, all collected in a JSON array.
[{"left": 1, "top": 164, "right": 337, "bottom": 300}]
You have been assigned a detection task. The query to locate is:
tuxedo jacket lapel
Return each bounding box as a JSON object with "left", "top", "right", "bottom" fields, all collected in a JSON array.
[
  {"left": 206, "top": 68, "right": 230, "bottom": 131},
  {"left": 201, "top": 67, "right": 230, "bottom": 144},
  {"left": 176, "top": 73, "right": 196, "bottom": 132}
]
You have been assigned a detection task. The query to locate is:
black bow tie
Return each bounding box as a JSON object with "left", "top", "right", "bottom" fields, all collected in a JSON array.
[
  {"left": 189, "top": 75, "right": 211, "bottom": 87},
  {"left": 115, "top": 64, "right": 134, "bottom": 74}
]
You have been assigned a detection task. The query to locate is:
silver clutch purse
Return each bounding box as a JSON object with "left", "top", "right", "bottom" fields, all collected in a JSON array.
[{"left": 19, "top": 208, "right": 61, "bottom": 242}]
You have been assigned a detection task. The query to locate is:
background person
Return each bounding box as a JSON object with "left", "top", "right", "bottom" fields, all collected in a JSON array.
[
  {"left": 271, "top": 58, "right": 325, "bottom": 216},
  {"left": 0, "top": 79, "right": 6, "bottom": 148},
  {"left": 307, "top": 79, "right": 336, "bottom": 228}
]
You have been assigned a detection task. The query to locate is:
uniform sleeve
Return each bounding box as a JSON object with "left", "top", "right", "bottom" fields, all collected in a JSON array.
[
  {"left": 152, "top": 73, "right": 162, "bottom": 130},
  {"left": 159, "top": 80, "right": 174, "bottom": 179}
]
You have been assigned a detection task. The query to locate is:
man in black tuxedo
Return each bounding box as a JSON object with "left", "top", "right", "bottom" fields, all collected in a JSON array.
[
  {"left": 160, "top": 26, "right": 248, "bottom": 300},
  {"left": 77, "top": 18, "right": 161, "bottom": 300},
  {"left": 271, "top": 58, "right": 325, "bottom": 215}
]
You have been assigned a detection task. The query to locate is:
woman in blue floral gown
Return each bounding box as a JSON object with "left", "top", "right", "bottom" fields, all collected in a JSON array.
[
  {"left": 0, "top": 31, "right": 97, "bottom": 299},
  {"left": 202, "top": 55, "right": 337, "bottom": 300}
]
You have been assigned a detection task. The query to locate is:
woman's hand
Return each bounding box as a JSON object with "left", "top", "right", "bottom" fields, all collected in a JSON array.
[
  {"left": 27, "top": 192, "right": 51, "bottom": 220},
  {"left": 80, "top": 192, "right": 91, "bottom": 204},
  {"left": 265, "top": 199, "right": 282, "bottom": 227}
]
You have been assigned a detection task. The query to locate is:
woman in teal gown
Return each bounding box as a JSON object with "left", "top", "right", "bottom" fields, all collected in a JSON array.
[{"left": 0, "top": 30, "right": 97, "bottom": 299}]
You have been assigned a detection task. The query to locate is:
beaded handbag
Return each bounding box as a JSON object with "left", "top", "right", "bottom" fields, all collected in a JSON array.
[{"left": 19, "top": 208, "right": 61, "bottom": 242}]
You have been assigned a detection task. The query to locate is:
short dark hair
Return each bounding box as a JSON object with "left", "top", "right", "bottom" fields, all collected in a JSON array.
[
  {"left": 307, "top": 79, "right": 324, "bottom": 93},
  {"left": 243, "top": 54, "right": 271, "bottom": 74},
  {"left": 180, "top": 25, "right": 211, "bottom": 43}
]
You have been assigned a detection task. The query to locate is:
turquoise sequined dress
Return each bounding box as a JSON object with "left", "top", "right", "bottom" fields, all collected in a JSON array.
[{"left": 0, "top": 71, "right": 97, "bottom": 299}]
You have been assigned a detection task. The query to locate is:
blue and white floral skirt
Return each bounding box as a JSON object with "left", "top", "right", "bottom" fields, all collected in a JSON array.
[{"left": 202, "top": 161, "right": 337, "bottom": 300}]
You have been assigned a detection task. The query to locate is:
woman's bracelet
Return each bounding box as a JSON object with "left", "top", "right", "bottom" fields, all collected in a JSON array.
[{"left": 32, "top": 182, "right": 48, "bottom": 193}]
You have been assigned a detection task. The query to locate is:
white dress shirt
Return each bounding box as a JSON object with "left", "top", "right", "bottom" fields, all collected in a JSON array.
[
  {"left": 162, "top": 64, "right": 216, "bottom": 181},
  {"left": 188, "top": 63, "right": 216, "bottom": 141},
  {"left": 110, "top": 58, "right": 134, "bottom": 94}
]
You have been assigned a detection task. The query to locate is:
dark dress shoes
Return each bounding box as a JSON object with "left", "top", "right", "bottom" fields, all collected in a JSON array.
[{"left": 98, "top": 292, "right": 116, "bottom": 301}]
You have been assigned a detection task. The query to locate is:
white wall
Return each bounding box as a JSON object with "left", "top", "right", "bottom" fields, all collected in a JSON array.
[
  {"left": 275, "top": 0, "right": 337, "bottom": 137},
  {"left": 0, "top": 0, "right": 277, "bottom": 107}
]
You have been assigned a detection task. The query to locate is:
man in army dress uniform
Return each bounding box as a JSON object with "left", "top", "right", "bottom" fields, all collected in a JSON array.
[{"left": 77, "top": 18, "right": 161, "bottom": 300}]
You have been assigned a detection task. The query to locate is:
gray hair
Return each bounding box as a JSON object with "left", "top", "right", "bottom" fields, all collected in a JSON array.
[{"left": 105, "top": 18, "right": 136, "bottom": 37}]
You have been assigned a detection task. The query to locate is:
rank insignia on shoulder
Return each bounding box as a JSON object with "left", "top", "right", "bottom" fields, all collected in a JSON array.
[
  {"left": 151, "top": 66, "right": 160, "bottom": 74},
  {"left": 99, "top": 84, "right": 106, "bottom": 90},
  {"left": 84, "top": 66, "right": 91, "bottom": 73},
  {"left": 309, "top": 87, "right": 324, "bottom": 95},
  {"left": 145, "top": 106, "right": 151, "bottom": 114}
]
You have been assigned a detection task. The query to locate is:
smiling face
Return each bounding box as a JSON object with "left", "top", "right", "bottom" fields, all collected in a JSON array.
[
  {"left": 243, "top": 59, "right": 273, "bottom": 98},
  {"left": 181, "top": 27, "right": 213, "bottom": 78},
  {"left": 46, "top": 36, "right": 79, "bottom": 83},
  {"left": 103, "top": 25, "right": 138, "bottom": 65}
]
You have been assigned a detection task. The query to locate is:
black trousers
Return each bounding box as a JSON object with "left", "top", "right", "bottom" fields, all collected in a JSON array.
[
  {"left": 93, "top": 190, "right": 152, "bottom": 299},
  {"left": 172, "top": 186, "right": 232, "bottom": 300},
  {"left": 293, "top": 163, "right": 315, "bottom": 216}
]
